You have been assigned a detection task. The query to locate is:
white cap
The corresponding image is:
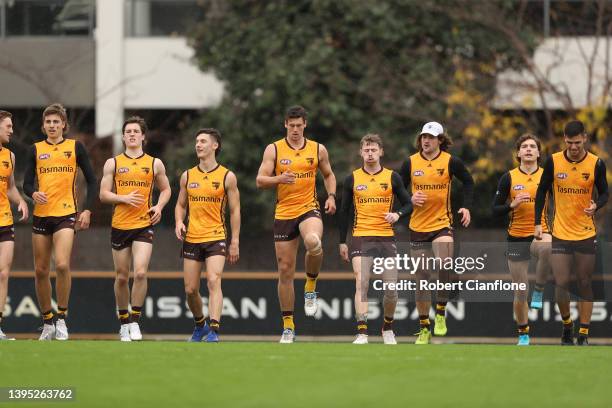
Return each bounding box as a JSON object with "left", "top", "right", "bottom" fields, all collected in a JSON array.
[{"left": 419, "top": 122, "right": 444, "bottom": 137}]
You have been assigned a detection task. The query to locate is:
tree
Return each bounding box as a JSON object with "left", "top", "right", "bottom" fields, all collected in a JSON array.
[{"left": 183, "top": 0, "right": 541, "bottom": 231}]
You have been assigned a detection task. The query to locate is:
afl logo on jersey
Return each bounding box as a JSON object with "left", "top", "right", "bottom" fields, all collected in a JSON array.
[
  {"left": 118, "top": 167, "right": 130, "bottom": 174},
  {"left": 356, "top": 184, "right": 368, "bottom": 191},
  {"left": 188, "top": 182, "right": 200, "bottom": 189},
  {"left": 38, "top": 153, "right": 50, "bottom": 160},
  {"left": 513, "top": 185, "right": 525, "bottom": 191},
  {"left": 280, "top": 159, "right": 292, "bottom": 165},
  {"left": 413, "top": 170, "right": 424, "bottom": 177},
  {"left": 556, "top": 172, "right": 568, "bottom": 179}
]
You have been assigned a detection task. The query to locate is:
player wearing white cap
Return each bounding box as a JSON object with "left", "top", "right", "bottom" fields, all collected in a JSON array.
[{"left": 400, "top": 122, "right": 474, "bottom": 344}]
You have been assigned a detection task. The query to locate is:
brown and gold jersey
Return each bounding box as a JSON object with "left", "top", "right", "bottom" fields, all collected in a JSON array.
[
  {"left": 507, "top": 167, "right": 549, "bottom": 237},
  {"left": 351, "top": 168, "right": 394, "bottom": 237},
  {"left": 550, "top": 151, "right": 599, "bottom": 240},
  {"left": 111, "top": 153, "right": 155, "bottom": 230},
  {"left": 273, "top": 138, "right": 319, "bottom": 220},
  {"left": 0, "top": 148, "right": 13, "bottom": 227},
  {"left": 407, "top": 151, "right": 452, "bottom": 232},
  {"left": 185, "top": 164, "right": 228, "bottom": 243},
  {"left": 33, "top": 139, "right": 77, "bottom": 217}
]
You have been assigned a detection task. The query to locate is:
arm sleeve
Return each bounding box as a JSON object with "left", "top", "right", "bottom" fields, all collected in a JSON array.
[
  {"left": 449, "top": 156, "right": 474, "bottom": 208},
  {"left": 391, "top": 171, "right": 413, "bottom": 216},
  {"left": 594, "top": 158, "right": 609, "bottom": 210},
  {"left": 491, "top": 172, "right": 512, "bottom": 216},
  {"left": 22, "top": 146, "right": 37, "bottom": 198},
  {"left": 399, "top": 159, "right": 411, "bottom": 189},
  {"left": 75, "top": 141, "right": 98, "bottom": 211},
  {"left": 338, "top": 174, "right": 354, "bottom": 244},
  {"left": 534, "top": 157, "right": 553, "bottom": 226}
]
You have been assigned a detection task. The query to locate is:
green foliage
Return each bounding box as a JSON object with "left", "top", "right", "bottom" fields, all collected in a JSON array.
[{"left": 178, "top": 0, "right": 540, "bottom": 229}]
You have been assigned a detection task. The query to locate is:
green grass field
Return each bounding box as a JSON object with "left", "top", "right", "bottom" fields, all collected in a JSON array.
[{"left": 1, "top": 341, "right": 611, "bottom": 407}]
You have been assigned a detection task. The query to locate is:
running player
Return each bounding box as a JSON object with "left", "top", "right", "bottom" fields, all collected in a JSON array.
[
  {"left": 175, "top": 128, "right": 240, "bottom": 343},
  {"left": 99, "top": 116, "right": 171, "bottom": 341},
  {"left": 492, "top": 133, "right": 552, "bottom": 346},
  {"left": 338, "top": 134, "right": 412, "bottom": 345},
  {"left": 256, "top": 106, "right": 336, "bottom": 343},
  {"left": 0, "top": 111, "right": 29, "bottom": 341},
  {"left": 534, "top": 120, "right": 608, "bottom": 345},
  {"left": 400, "top": 121, "right": 473, "bottom": 344},
  {"left": 23, "top": 103, "right": 97, "bottom": 340}
]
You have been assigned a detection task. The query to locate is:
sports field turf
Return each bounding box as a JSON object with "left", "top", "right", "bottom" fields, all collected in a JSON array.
[{"left": 1, "top": 341, "right": 610, "bottom": 407}]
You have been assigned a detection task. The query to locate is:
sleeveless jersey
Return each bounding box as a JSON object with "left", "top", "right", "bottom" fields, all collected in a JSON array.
[
  {"left": 185, "top": 164, "right": 229, "bottom": 243},
  {"left": 0, "top": 148, "right": 13, "bottom": 227},
  {"left": 273, "top": 138, "right": 319, "bottom": 219},
  {"left": 33, "top": 139, "right": 77, "bottom": 217},
  {"left": 408, "top": 151, "right": 452, "bottom": 232},
  {"left": 508, "top": 167, "right": 550, "bottom": 237},
  {"left": 551, "top": 151, "right": 599, "bottom": 240},
  {"left": 112, "top": 153, "right": 155, "bottom": 230},
  {"left": 352, "top": 167, "right": 394, "bottom": 237}
]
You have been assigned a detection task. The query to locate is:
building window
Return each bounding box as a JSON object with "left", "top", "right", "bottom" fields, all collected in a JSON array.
[
  {"left": 126, "top": 0, "right": 205, "bottom": 37},
  {"left": 2, "top": 0, "right": 94, "bottom": 37}
]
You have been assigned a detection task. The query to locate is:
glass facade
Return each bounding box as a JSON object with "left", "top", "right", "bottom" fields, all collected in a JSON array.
[
  {"left": 125, "top": 0, "right": 205, "bottom": 37},
  {"left": 1, "top": 0, "right": 94, "bottom": 37}
]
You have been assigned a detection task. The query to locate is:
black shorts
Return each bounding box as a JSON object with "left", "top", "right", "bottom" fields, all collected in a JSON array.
[
  {"left": 552, "top": 236, "right": 597, "bottom": 255},
  {"left": 409, "top": 227, "right": 453, "bottom": 250},
  {"left": 32, "top": 214, "right": 76, "bottom": 235},
  {"left": 349, "top": 236, "right": 397, "bottom": 260},
  {"left": 182, "top": 240, "right": 227, "bottom": 262},
  {"left": 507, "top": 235, "right": 533, "bottom": 261},
  {"left": 273, "top": 209, "right": 322, "bottom": 242},
  {"left": 0, "top": 225, "right": 15, "bottom": 242},
  {"left": 111, "top": 226, "right": 154, "bottom": 250}
]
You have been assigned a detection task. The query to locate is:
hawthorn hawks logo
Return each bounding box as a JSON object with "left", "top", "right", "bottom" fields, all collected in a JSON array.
[
  {"left": 306, "top": 158, "right": 314, "bottom": 165},
  {"left": 581, "top": 173, "right": 590, "bottom": 181},
  {"left": 141, "top": 167, "right": 150, "bottom": 174},
  {"left": 212, "top": 181, "right": 220, "bottom": 190},
  {"left": 380, "top": 183, "right": 389, "bottom": 191},
  {"left": 2, "top": 161, "right": 8, "bottom": 169},
  {"left": 436, "top": 168, "right": 445, "bottom": 176},
  {"left": 63, "top": 151, "right": 72, "bottom": 158}
]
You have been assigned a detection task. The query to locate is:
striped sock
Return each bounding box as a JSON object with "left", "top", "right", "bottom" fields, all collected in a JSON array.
[
  {"left": 579, "top": 323, "right": 589, "bottom": 336},
  {"left": 282, "top": 311, "right": 295, "bottom": 331},
  {"left": 131, "top": 306, "right": 142, "bottom": 322},
  {"left": 194, "top": 315, "right": 206, "bottom": 328},
  {"left": 118, "top": 309, "right": 130, "bottom": 325},
  {"left": 419, "top": 315, "right": 430, "bottom": 329},
  {"left": 382, "top": 316, "right": 394, "bottom": 331},
  {"left": 562, "top": 315, "right": 573, "bottom": 331},
  {"left": 210, "top": 319, "right": 220, "bottom": 333},
  {"left": 42, "top": 310, "right": 54, "bottom": 325},
  {"left": 56, "top": 307, "right": 67, "bottom": 320},
  {"left": 436, "top": 302, "right": 447, "bottom": 317},
  {"left": 517, "top": 324, "right": 530, "bottom": 335}
]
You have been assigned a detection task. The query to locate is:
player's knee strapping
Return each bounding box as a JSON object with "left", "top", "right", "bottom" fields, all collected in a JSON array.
[{"left": 305, "top": 233, "right": 322, "bottom": 257}]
